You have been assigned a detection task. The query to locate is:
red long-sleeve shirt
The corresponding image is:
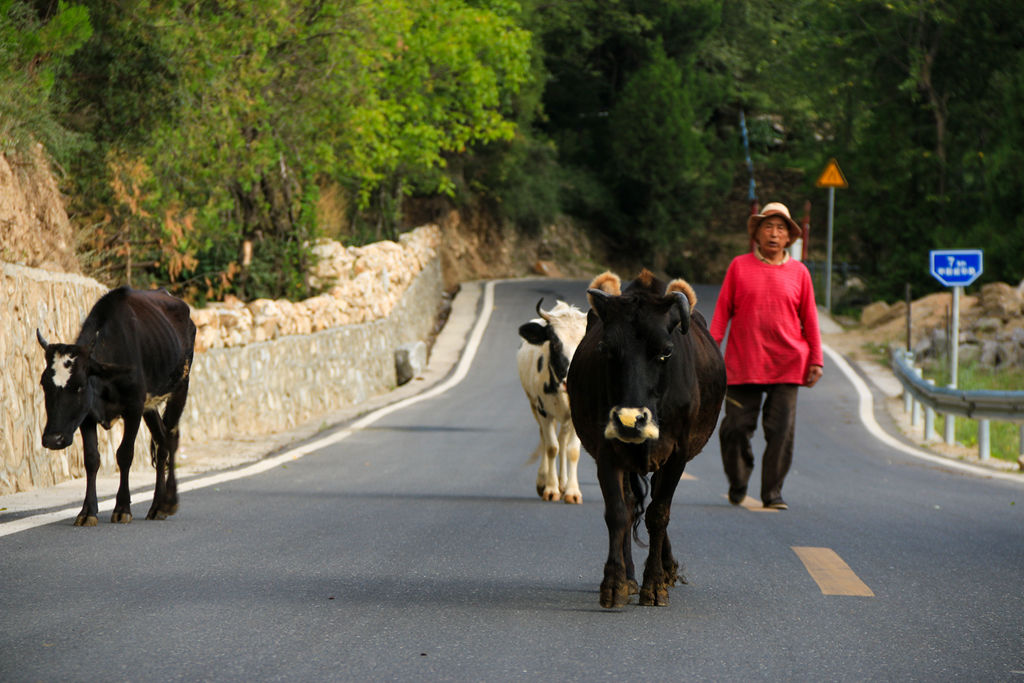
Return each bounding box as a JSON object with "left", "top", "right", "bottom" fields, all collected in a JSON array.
[{"left": 709, "top": 253, "right": 823, "bottom": 385}]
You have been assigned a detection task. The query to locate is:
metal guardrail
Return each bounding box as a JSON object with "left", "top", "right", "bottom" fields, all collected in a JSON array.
[
  {"left": 890, "top": 349, "right": 1024, "bottom": 422},
  {"left": 890, "top": 347, "right": 1024, "bottom": 462}
]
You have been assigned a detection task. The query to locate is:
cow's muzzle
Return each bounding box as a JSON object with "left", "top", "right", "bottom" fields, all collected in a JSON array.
[
  {"left": 42, "top": 431, "right": 71, "bottom": 450},
  {"left": 604, "top": 406, "right": 659, "bottom": 444}
]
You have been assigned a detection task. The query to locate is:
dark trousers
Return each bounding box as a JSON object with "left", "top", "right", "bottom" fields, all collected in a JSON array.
[{"left": 719, "top": 384, "right": 799, "bottom": 505}]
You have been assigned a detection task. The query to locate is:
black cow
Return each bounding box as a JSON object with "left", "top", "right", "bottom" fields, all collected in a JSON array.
[
  {"left": 567, "top": 269, "right": 726, "bottom": 608},
  {"left": 36, "top": 286, "right": 196, "bottom": 526}
]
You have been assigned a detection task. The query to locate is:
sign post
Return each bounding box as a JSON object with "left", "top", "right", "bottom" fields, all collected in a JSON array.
[
  {"left": 929, "top": 249, "right": 983, "bottom": 444},
  {"left": 815, "top": 158, "right": 848, "bottom": 310}
]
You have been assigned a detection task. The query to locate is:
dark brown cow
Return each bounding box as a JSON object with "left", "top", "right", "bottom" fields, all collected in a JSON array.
[
  {"left": 36, "top": 286, "right": 196, "bottom": 526},
  {"left": 567, "top": 269, "right": 726, "bottom": 608}
]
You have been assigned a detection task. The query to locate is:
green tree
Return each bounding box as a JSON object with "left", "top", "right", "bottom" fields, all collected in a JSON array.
[
  {"left": 607, "top": 42, "right": 716, "bottom": 257},
  {"left": 61, "top": 0, "right": 532, "bottom": 301},
  {"left": 524, "top": 0, "right": 723, "bottom": 263},
  {"left": 0, "top": 0, "right": 91, "bottom": 156}
]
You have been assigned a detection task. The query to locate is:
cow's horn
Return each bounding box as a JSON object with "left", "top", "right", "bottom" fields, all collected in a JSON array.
[
  {"left": 670, "top": 291, "right": 691, "bottom": 335},
  {"left": 535, "top": 298, "right": 552, "bottom": 323},
  {"left": 587, "top": 288, "right": 612, "bottom": 318},
  {"left": 36, "top": 329, "right": 49, "bottom": 349}
]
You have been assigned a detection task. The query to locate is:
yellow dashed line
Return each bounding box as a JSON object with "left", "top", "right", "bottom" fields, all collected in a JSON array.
[{"left": 792, "top": 546, "right": 874, "bottom": 596}]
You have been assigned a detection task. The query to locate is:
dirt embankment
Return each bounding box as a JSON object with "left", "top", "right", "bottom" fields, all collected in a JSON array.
[{"left": 0, "top": 145, "right": 81, "bottom": 274}]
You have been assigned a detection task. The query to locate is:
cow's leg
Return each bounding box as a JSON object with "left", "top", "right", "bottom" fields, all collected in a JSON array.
[
  {"left": 75, "top": 421, "right": 101, "bottom": 527},
  {"left": 596, "top": 459, "right": 631, "bottom": 608},
  {"left": 639, "top": 453, "right": 687, "bottom": 606},
  {"left": 110, "top": 410, "right": 142, "bottom": 523},
  {"left": 535, "top": 417, "right": 560, "bottom": 502},
  {"left": 559, "top": 422, "right": 583, "bottom": 504},
  {"left": 149, "top": 382, "right": 188, "bottom": 519},
  {"left": 622, "top": 473, "right": 641, "bottom": 595},
  {"left": 143, "top": 409, "right": 170, "bottom": 520}
]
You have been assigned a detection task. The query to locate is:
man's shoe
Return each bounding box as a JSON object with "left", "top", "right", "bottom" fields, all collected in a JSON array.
[
  {"left": 764, "top": 499, "right": 788, "bottom": 510},
  {"left": 728, "top": 486, "right": 747, "bottom": 505}
]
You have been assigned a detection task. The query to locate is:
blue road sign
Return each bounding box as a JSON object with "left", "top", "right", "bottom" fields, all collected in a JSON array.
[{"left": 930, "top": 249, "right": 983, "bottom": 287}]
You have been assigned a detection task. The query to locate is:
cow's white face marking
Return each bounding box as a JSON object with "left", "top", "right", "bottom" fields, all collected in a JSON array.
[
  {"left": 604, "top": 407, "right": 660, "bottom": 443},
  {"left": 51, "top": 353, "right": 76, "bottom": 388}
]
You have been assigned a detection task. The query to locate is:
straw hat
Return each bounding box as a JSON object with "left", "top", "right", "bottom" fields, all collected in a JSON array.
[{"left": 747, "top": 202, "right": 802, "bottom": 246}]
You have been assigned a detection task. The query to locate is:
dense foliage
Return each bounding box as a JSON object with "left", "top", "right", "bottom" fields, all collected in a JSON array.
[{"left": 3, "top": 0, "right": 1023, "bottom": 302}]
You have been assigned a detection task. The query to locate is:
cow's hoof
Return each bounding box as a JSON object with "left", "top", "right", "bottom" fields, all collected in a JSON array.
[
  {"left": 74, "top": 515, "right": 98, "bottom": 527},
  {"left": 627, "top": 579, "right": 639, "bottom": 595},
  {"left": 110, "top": 511, "right": 133, "bottom": 524},
  {"left": 541, "top": 488, "right": 560, "bottom": 502},
  {"left": 562, "top": 491, "right": 582, "bottom": 504},
  {"left": 639, "top": 584, "right": 670, "bottom": 606},
  {"left": 600, "top": 581, "right": 631, "bottom": 608},
  {"left": 146, "top": 503, "right": 178, "bottom": 520}
]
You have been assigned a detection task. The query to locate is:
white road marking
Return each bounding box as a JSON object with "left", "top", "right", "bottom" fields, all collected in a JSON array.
[{"left": 823, "top": 344, "right": 1024, "bottom": 486}]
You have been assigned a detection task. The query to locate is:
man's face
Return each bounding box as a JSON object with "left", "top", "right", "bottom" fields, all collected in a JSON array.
[{"left": 755, "top": 217, "right": 790, "bottom": 255}]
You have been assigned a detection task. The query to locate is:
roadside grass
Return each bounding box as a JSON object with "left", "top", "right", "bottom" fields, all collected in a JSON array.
[
  {"left": 861, "top": 341, "right": 891, "bottom": 365},
  {"left": 919, "top": 358, "right": 1024, "bottom": 463}
]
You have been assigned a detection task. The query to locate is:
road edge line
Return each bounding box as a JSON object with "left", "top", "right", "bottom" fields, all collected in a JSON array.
[{"left": 824, "top": 343, "right": 1024, "bottom": 486}]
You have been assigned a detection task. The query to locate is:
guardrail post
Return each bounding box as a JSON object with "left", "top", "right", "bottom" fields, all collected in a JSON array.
[
  {"left": 944, "top": 383, "right": 956, "bottom": 445},
  {"left": 903, "top": 352, "right": 914, "bottom": 414},
  {"left": 924, "top": 379, "right": 936, "bottom": 441},
  {"left": 978, "top": 419, "right": 991, "bottom": 460},
  {"left": 1019, "top": 424, "right": 1024, "bottom": 459},
  {"left": 911, "top": 366, "right": 923, "bottom": 427}
]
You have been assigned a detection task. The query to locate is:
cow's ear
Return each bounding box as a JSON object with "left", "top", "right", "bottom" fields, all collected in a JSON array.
[
  {"left": 667, "top": 291, "right": 691, "bottom": 335},
  {"left": 518, "top": 321, "right": 549, "bottom": 346},
  {"left": 36, "top": 329, "right": 49, "bottom": 350},
  {"left": 588, "top": 288, "right": 612, "bottom": 320}
]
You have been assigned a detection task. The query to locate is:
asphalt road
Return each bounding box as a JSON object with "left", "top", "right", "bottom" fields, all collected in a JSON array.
[{"left": 2, "top": 278, "right": 1023, "bottom": 681}]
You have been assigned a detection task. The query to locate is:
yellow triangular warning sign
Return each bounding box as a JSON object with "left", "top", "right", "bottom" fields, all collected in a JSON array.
[{"left": 816, "top": 158, "right": 848, "bottom": 188}]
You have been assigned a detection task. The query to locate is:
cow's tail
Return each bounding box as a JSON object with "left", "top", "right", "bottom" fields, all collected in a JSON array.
[{"left": 629, "top": 472, "right": 649, "bottom": 546}]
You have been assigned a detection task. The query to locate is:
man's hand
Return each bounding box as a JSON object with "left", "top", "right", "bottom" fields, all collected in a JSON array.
[{"left": 805, "top": 364, "right": 823, "bottom": 387}]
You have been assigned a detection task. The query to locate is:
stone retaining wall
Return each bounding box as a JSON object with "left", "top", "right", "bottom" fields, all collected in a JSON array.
[{"left": 0, "top": 226, "right": 444, "bottom": 495}]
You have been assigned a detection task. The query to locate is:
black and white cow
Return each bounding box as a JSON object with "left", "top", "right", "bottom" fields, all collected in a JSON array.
[
  {"left": 36, "top": 286, "right": 196, "bottom": 526},
  {"left": 567, "top": 270, "right": 726, "bottom": 607},
  {"left": 516, "top": 298, "right": 587, "bottom": 503}
]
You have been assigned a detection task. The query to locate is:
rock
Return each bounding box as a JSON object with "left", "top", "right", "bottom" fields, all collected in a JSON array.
[
  {"left": 979, "top": 282, "right": 1022, "bottom": 320},
  {"left": 913, "top": 333, "right": 934, "bottom": 358},
  {"left": 980, "top": 340, "right": 1009, "bottom": 367},
  {"left": 395, "top": 341, "right": 427, "bottom": 385},
  {"left": 860, "top": 301, "right": 890, "bottom": 327},
  {"left": 866, "top": 300, "right": 907, "bottom": 328},
  {"left": 533, "top": 260, "right": 564, "bottom": 278},
  {"left": 972, "top": 317, "right": 1003, "bottom": 334}
]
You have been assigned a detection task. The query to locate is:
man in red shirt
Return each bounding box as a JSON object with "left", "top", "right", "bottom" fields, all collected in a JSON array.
[{"left": 709, "top": 202, "right": 824, "bottom": 510}]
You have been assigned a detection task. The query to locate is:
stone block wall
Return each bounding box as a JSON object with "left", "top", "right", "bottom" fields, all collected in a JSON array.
[
  {"left": 0, "top": 265, "right": 123, "bottom": 492},
  {"left": 0, "top": 226, "right": 444, "bottom": 495}
]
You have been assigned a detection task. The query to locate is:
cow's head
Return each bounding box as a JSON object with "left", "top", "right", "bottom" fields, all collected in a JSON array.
[
  {"left": 518, "top": 298, "right": 586, "bottom": 392},
  {"left": 36, "top": 330, "right": 103, "bottom": 450},
  {"left": 586, "top": 270, "right": 695, "bottom": 445}
]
